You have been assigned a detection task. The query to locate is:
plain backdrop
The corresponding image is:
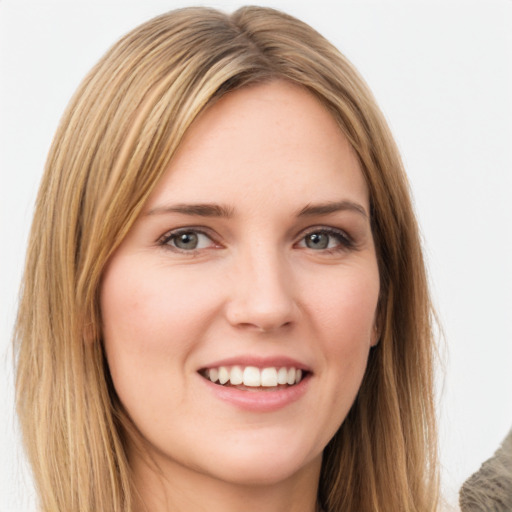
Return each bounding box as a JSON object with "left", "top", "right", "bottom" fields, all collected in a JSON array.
[{"left": 1, "top": 1, "right": 511, "bottom": 510}]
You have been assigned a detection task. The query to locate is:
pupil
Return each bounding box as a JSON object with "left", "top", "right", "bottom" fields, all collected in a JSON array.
[
  {"left": 307, "top": 233, "right": 328, "bottom": 249},
  {"left": 176, "top": 232, "right": 198, "bottom": 249}
]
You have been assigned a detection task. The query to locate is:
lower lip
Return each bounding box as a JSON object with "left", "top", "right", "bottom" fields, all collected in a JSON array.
[{"left": 200, "top": 374, "right": 310, "bottom": 412}]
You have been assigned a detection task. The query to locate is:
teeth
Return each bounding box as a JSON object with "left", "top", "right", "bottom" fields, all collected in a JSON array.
[
  {"left": 261, "top": 367, "right": 278, "bottom": 387},
  {"left": 277, "top": 367, "right": 288, "bottom": 385},
  {"left": 243, "top": 366, "right": 261, "bottom": 387},
  {"left": 218, "top": 366, "right": 229, "bottom": 385},
  {"left": 230, "top": 365, "right": 243, "bottom": 385},
  {"left": 205, "top": 365, "right": 305, "bottom": 388}
]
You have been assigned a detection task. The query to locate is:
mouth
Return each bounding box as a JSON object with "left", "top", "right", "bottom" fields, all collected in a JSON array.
[{"left": 199, "top": 365, "right": 307, "bottom": 391}]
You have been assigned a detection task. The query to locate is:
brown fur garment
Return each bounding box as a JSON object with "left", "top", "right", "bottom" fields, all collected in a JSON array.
[{"left": 459, "top": 427, "right": 512, "bottom": 511}]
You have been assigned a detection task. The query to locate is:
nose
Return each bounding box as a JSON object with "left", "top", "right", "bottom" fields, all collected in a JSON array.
[{"left": 224, "top": 246, "right": 299, "bottom": 333}]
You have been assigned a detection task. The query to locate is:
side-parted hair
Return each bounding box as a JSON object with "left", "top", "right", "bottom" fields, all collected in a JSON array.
[{"left": 15, "top": 6, "right": 438, "bottom": 512}]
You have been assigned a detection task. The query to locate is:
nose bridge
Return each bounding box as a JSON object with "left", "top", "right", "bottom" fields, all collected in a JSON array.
[{"left": 226, "top": 240, "right": 297, "bottom": 331}]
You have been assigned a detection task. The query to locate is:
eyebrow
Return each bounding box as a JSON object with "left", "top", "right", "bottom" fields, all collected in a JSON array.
[
  {"left": 145, "top": 203, "right": 235, "bottom": 218},
  {"left": 297, "top": 200, "right": 368, "bottom": 219},
  {"left": 145, "top": 200, "right": 368, "bottom": 219}
]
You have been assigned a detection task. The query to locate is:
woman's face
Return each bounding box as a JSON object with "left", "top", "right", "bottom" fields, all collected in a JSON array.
[{"left": 101, "top": 80, "right": 380, "bottom": 489}]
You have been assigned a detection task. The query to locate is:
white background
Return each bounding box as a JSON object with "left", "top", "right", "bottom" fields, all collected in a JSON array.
[{"left": 1, "top": 1, "right": 511, "bottom": 510}]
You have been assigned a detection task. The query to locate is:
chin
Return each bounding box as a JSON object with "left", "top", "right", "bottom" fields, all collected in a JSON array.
[
  {"left": 208, "top": 456, "right": 319, "bottom": 488},
  {"left": 197, "top": 437, "right": 322, "bottom": 487}
]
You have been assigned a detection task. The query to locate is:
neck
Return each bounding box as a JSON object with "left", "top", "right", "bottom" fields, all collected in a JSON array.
[{"left": 130, "top": 447, "right": 322, "bottom": 512}]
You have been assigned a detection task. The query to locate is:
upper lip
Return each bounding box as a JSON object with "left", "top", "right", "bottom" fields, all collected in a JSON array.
[{"left": 199, "top": 355, "right": 311, "bottom": 372}]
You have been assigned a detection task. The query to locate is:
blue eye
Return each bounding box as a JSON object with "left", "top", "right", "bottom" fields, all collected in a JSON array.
[
  {"left": 161, "top": 230, "right": 214, "bottom": 251},
  {"left": 305, "top": 232, "right": 330, "bottom": 249},
  {"left": 299, "top": 229, "right": 352, "bottom": 251}
]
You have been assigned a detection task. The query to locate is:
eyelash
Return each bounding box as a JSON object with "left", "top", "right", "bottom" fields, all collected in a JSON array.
[
  {"left": 158, "top": 228, "right": 219, "bottom": 253},
  {"left": 157, "top": 226, "right": 355, "bottom": 254},
  {"left": 298, "top": 227, "right": 355, "bottom": 253}
]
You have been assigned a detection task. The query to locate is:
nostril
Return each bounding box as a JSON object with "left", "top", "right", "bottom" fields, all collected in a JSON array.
[{"left": 224, "top": 272, "right": 298, "bottom": 332}]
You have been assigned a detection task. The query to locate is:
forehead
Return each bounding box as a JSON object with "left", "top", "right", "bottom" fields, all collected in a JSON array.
[{"left": 146, "top": 80, "right": 368, "bottom": 213}]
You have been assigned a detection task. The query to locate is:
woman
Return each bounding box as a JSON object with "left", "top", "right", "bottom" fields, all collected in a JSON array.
[{"left": 14, "top": 6, "right": 439, "bottom": 512}]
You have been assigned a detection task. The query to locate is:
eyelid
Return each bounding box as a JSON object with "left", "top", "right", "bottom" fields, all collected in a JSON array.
[
  {"left": 156, "top": 224, "right": 356, "bottom": 254},
  {"left": 157, "top": 226, "right": 221, "bottom": 252},
  {"left": 295, "top": 225, "right": 355, "bottom": 250}
]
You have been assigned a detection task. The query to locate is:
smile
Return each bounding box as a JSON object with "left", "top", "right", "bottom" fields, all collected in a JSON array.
[
  {"left": 198, "top": 361, "right": 311, "bottom": 411},
  {"left": 201, "top": 366, "right": 305, "bottom": 389}
]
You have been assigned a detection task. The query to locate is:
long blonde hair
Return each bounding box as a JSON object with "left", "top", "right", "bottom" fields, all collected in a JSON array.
[{"left": 15, "top": 6, "right": 438, "bottom": 511}]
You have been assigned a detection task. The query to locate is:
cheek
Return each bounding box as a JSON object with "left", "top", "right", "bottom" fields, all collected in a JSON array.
[
  {"left": 99, "top": 256, "right": 222, "bottom": 424},
  {"left": 307, "top": 264, "right": 380, "bottom": 347},
  {"left": 100, "top": 257, "right": 217, "bottom": 355},
  {"left": 101, "top": 267, "right": 166, "bottom": 361},
  {"left": 99, "top": 257, "right": 221, "bottom": 416},
  {"left": 293, "top": 264, "right": 379, "bottom": 449},
  {"left": 307, "top": 263, "right": 379, "bottom": 395}
]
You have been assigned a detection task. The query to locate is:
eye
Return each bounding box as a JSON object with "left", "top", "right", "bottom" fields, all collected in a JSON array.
[
  {"left": 298, "top": 228, "right": 353, "bottom": 251},
  {"left": 160, "top": 229, "right": 216, "bottom": 252}
]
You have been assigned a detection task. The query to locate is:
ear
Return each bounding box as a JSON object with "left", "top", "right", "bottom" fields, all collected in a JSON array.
[
  {"left": 370, "top": 325, "right": 380, "bottom": 347},
  {"left": 370, "top": 297, "right": 384, "bottom": 347},
  {"left": 370, "top": 321, "right": 380, "bottom": 347}
]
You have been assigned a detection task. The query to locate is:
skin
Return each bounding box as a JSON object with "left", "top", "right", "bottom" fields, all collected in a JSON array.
[{"left": 100, "top": 80, "right": 380, "bottom": 512}]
